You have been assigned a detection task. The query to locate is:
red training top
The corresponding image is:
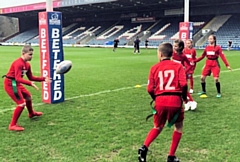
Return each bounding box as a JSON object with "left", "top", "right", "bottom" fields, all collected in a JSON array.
[
  {"left": 183, "top": 47, "right": 197, "bottom": 64},
  {"left": 5, "top": 58, "right": 45, "bottom": 86},
  {"left": 172, "top": 51, "right": 192, "bottom": 73},
  {"left": 147, "top": 59, "right": 187, "bottom": 107},
  {"left": 195, "top": 45, "right": 229, "bottom": 67}
]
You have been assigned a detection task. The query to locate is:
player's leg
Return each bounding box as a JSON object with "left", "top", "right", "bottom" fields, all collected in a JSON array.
[
  {"left": 189, "top": 66, "right": 196, "bottom": 94},
  {"left": 137, "top": 46, "right": 140, "bottom": 54},
  {"left": 188, "top": 74, "right": 194, "bottom": 93},
  {"left": 21, "top": 86, "right": 43, "bottom": 118},
  {"left": 167, "top": 108, "right": 184, "bottom": 162},
  {"left": 138, "top": 106, "right": 166, "bottom": 162},
  {"left": 25, "top": 97, "right": 43, "bottom": 118},
  {"left": 185, "top": 93, "right": 197, "bottom": 111},
  {"left": 198, "top": 65, "right": 210, "bottom": 98},
  {"left": 144, "top": 109, "right": 165, "bottom": 147},
  {"left": 9, "top": 103, "right": 25, "bottom": 131},
  {"left": 4, "top": 85, "right": 25, "bottom": 131},
  {"left": 199, "top": 75, "right": 208, "bottom": 98},
  {"left": 184, "top": 75, "right": 190, "bottom": 111},
  {"left": 184, "top": 74, "right": 197, "bottom": 111},
  {"left": 184, "top": 92, "right": 193, "bottom": 111},
  {"left": 212, "top": 66, "right": 221, "bottom": 98}
]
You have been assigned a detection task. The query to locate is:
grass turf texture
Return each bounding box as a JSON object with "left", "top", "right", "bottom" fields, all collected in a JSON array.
[{"left": 0, "top": 46, "right": 239, "bottom": 162}]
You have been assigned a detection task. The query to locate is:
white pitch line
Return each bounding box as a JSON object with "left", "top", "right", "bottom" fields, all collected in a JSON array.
[{"left": 0, "top": 68, "right": 239, "bottom": 114}]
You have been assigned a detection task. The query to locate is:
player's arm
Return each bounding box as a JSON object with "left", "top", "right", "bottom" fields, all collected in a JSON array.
[
  {"left": 218, "top": 47, "right": 231, "bottom": 69},
  {"left": 183, "top": 55, "right": 192, "bottom": 73},
  {"left": 14, "top": 64, "right": 32, "bottom": 86},
  {"left": 191, "top": 49, "right": 197, "bottom": 66},
  {"left": 178, "top": 65, "right": 188, "bottom": 102},
  {"left": 192, "top": 49, "right": 197, "bottom": 60},
  {"left": 26, "top": 66, "right": 45, "bottom": 82},
  {"left": 184, "top": 55, "right": 191, "bottom": 66},
  {"left": 147, "top": 70, "right": 156, "bottom": 100},
  {"left": 195, "top": 50, "right": 206, "bottom": 62},
  {"left": 27, "top": 66, "right": 52, "bottom": 83}
]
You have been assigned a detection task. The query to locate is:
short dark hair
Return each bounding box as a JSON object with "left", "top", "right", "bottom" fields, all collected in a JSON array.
[
  {"left": 22, "top": 45, "right": 34, "bottom": 53},
  {"left": 158, "top": 42, "right": 173, "bottom": 57},
  {"left": 174, "top": 39, "right": 184, "bottom": 52}
]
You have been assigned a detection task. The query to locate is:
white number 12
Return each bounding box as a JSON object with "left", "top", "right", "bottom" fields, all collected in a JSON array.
[{"left": 158, "top": 70, "right": 175, "bottom": 90}]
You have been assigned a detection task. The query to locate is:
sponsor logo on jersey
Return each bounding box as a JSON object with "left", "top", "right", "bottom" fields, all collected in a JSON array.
[
  {"left": 206, "top": 51, "right": 215, "bottom": 55},
  {"left": 185, "top": 54, "right": 192, "bottom": 58},
  {"left": 172, "top": 59, "right": 181, "bottom": 64}
]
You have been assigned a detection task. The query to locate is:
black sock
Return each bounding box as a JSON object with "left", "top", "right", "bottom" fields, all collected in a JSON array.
[
  {"left": 216, "top": 82, "right": 221, "bottom": 94},
  {"left": 201, "top": 82, "right": 206, "bottom": 93}
]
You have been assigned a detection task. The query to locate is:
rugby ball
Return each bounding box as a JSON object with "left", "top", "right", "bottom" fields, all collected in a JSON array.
[{"left": 56, "top": 60, "right": 72, "bottom": 74}]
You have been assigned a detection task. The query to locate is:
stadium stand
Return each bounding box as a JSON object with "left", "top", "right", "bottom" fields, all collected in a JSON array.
[
  {"left": 86, "top": 20, "right": 154, "bottom": 46},
  {"left": 6, "top": 28, "right": 38, "bottom": 43},
  {"left": 62, "top": 20, "right": 117, "bottom": 44},
  {"left": 1, "top": 0, "right": 239, "bottom": 49},
  {"left": 212, "top": 15, "right": 240, "bottom": 48},
  {"left": 198, "top": 15, "right": 240, "bottom": 48},
  {"left": 145, "top": 16, "right": 211, "bottom": 47},
  {"left": 196, "top": 15, "right": 232, "bottom": 46},
  {"left": 28, "top": 23, "right": 81, "bottom": 44}
]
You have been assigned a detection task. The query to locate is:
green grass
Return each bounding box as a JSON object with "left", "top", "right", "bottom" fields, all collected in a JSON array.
[{"left": 0, "top": 46, "right": 239, "bottom": 162}]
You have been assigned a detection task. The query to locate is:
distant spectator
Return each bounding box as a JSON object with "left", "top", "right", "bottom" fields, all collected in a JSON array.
[
  {"left": 228, "top": 40, "right": 232, "bottom": 51},
  {"left": 113, "top": 38, "right": 119, "bottom": 52},
  {"left": 134, "top": 36, "right": 141, "bottom": 54},
  {"left": 145, "top": 39, "right": 149, "bottom": 49}
]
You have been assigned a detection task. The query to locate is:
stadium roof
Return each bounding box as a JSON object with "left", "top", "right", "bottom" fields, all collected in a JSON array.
[{"left": 2, "top": 0, "right": 240, "bottom": 19}]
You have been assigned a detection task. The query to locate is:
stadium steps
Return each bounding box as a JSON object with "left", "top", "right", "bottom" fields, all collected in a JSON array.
[
  {"left": 75, "top": 26, "right": 101, "bottom": 44},
  {"left": 126, "top": 22, "right": 155, "bottom": 46},
  {"left": 84, "top": 20, "right": 119, "bottom": 44},
  {"left": 62, "top": 23, "right": 79, "bottom": 35},
  {"left": 148, "top": 23, "right": 170, "bottom": 40},
  {"left": 195, "top": 15, "right": 232, "bottom": 46},
  {"left": 145, "top": 19, "right": 162, "bottom": 31},
  {"left": 2, "top": 32, "right": 19, "bottom": 42},
  {"left": 202, "top": 15, "right": 232, "bottom": 32},
  {"left": 96, "top": 20, "right": 121, "bottom": 38},
  {"left": 195, "top": 29, "right": 213, "bottom": 46}
]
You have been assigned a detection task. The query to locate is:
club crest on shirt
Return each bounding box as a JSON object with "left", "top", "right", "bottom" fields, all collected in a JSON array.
[{"left": 22, "top": 67, "right": 28, "bottom": 76}]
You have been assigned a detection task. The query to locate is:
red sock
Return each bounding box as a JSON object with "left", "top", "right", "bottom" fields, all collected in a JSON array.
[
  {"left": 187, "top": 92, "right": 193, "bottom": 101},
  {"left": 190, "top": 76, "right": 194, "bottom": 89},
  {"left": 10, "top": 106, "right": 24, "bottom": 126},
  {"left": 26, "top": 100, "right": 34, "bottom": 115},
  {"left": 169, "top": 131, "right": 182, "bottom": 156},
  {"left": 144, "top": 128, "right": 161, "bottom": 147}
]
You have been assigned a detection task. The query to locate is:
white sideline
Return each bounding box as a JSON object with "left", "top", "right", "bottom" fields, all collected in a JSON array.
[{"left": 0, "top": 68, "right": 239, "bottom": 114}]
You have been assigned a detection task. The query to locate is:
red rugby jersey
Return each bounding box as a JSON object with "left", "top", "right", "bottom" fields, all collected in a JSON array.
[
  {"left": 195, "top": 45, "right": 229, "bottom": 67},
  {"left": 5, "top": 58, "right": 45, "bottom": 86},
  {"left": 172, "top": 51, "right": 190, "bottom": 66},
  {"left": 172, "top": 51, "right": 192, "bottom": 73},
  {"left": 183, "top": 47, "right": 197, "bottom": 62},
  {"left": 148, "top": 59, "right": 187, "bottom": 107}
]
